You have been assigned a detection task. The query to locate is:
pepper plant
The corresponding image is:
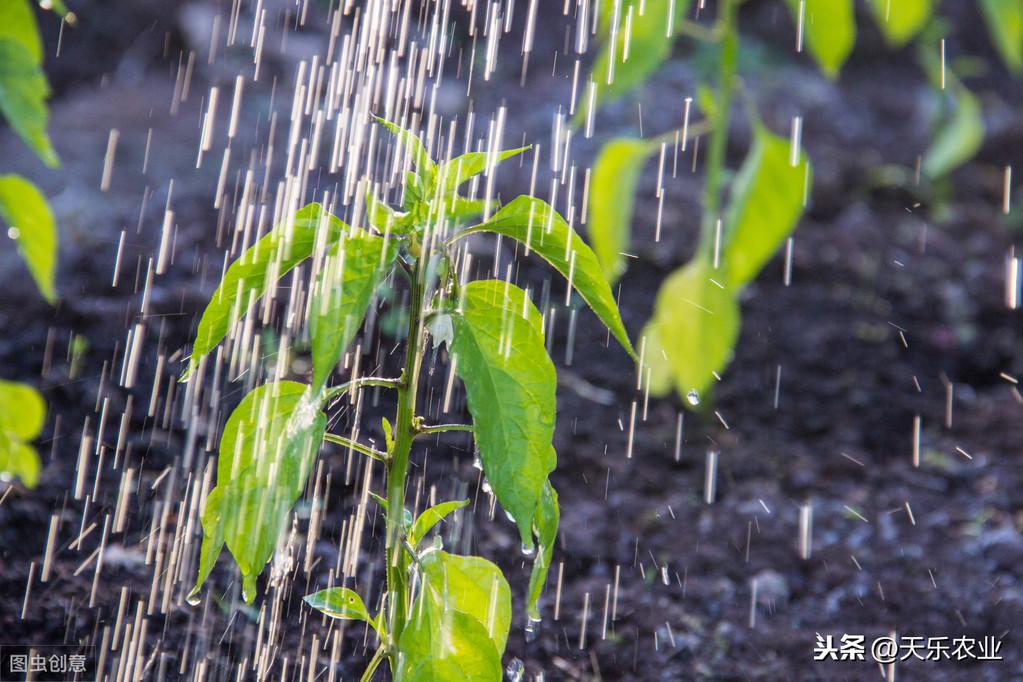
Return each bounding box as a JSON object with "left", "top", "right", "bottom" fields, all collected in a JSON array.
[
  {"left": 580, "top": 0, "right": 1019, "bottom": 404},
  {"left": 0, "top": 0, "right": 72, "bottom": 487},
  {"left": 186, "top": 117, "right": 634, "bottom": 680}
]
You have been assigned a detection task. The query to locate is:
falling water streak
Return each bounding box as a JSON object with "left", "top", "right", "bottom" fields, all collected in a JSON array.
[
  {"left": 799, "top": 504, "right": 813, "bottom": 560},
  {"left": 703, "top": 450, "right": 718, "bottom": 504},
  {"left": 912, "top": 415, "right": 921, "bottom": 468}
]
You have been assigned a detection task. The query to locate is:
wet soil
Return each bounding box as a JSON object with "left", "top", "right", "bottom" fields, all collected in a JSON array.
[{"left": 2, "top": 1, "right": 1023, "bottom": 681}]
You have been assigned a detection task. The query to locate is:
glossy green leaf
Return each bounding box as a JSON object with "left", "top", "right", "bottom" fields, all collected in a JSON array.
[
  {"left": 576, "top": 0, "right": 686, "bottom": 126},
  {"left": 923, "top": 85, "right": 984, "bottom": 179},
  {"left": 868, "top": 0, "right": 933, "bottom": 47},
  {"left": 527, "top": 480, "right": 559, "bottom": 620},
  {"left": 436, "top": 147, "right": 529, "bottom": 192},
  {"left": 190, "top": 381, "right": 326, "bottom": 603},
  {"left": 0, "top": 0, "right": 42, "bottom": 64},
  {"left": 980, "top": 0, "right": 1023, "bottom": 73},
  {"left": 190, "top": 486, "right": 225, "bottom": 601},
  {"left": 786, "top": 0, "right": 855, "bottom": 78},
  {"left": 650, "top": 257, "right": 740, "bottom": 399},
  {"left": 0, "top": 432, "right": 40, "bottom": 488},
  {"left": 723, "top": 126, "right": 811, "bottom": 289},
  {"left": 418, "top": 550, "right": 512, "bottom": 652},
  {"left": 409, "top": 499, "right": 469, "bottom": 547},
  {"left": 0, "top": 174, "right": 56, "bottom": 303},
  {"left": 397, "top": 605, "right": 501, "bottom": 682},
  {"left": 587, "top": 137, "right": 654, "bottom": 283},
  {"left": 366, "top": 186, "right": 415, "bottom": 235},
  {"left": 456, "top": 196, "right": 636, "bottom": 359},
  {"left": 186, "top": 203, "right": 345, "bottom": 378},
  {"left": 375, "top": 116, "right": 437, "bottom": 188},
  {"left": 309, "top": 231, "right": 398, "bottom": 390},
  {"left": 0, "top": 39, "right": 58, "bottom": 166},
  {"left": 450, "top": 280, "right": 556, "bottom": 547},
  {"left": 304, "top": 587, "right": 373, "bottom": 625}
]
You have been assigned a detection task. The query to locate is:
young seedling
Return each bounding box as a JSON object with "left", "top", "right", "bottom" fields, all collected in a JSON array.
[{"left": 186, "top": 116, "right": 635, "bottom": 680}]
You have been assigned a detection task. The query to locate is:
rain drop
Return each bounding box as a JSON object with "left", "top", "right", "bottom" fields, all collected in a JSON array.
[
  {"left": 505, "top": 658, "right": 525, "bottom": 681},
  {"left": 520, "top": 543, "right": 536, "bottom": 558},
  {"left": 686, "top": 389, "right": 701, "bottom": 406},
  {"left": 525, "top": 617, "right": 542, "bottom": 643}
]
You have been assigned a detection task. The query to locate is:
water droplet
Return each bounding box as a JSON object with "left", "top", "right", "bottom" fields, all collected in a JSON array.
[
  {"left": 520, "top": 543, "right": 536, "bottom": 558},
  {"left": 185, "top": 592, "right": 201, "bottom": 606},
  {"left": 686, "top": 389, "right": 701, "bottom": 406},
  {"left": 524, "top": 617, "right": 541, "bottom": 643},
  {"left": 472, "top": 454, "right": 483, "bottom": 470},
  {"left": 481, "top": 478, "right": 492, "bottom": 494},
  {"left": 505, "top": 658, "right": 525, "bottom": 681}
]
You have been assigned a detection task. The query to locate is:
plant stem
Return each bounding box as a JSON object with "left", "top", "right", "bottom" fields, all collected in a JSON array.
[
  {"left": 383, "top": 252, "right": 426, "bottom": 672},
  {"left": 323, "top": 376, "right": 402, "bottom": 402},
  {"left": 700, "top": 0, "right": 739, "bottom": 261},
  {"left": 360, "top": 646, "right": 386, "bottom": 682},
  {"left": 414, "top": 422, "right": 474, "bottom": 438}
]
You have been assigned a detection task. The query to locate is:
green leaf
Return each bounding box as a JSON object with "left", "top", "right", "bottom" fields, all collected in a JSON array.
[
  {"left": 527, "top": 480, "right": 559, "bottom": 620},
  {"left": 980, "top": 0, "right": 1023, "bottom": 73},
  {"left": 309, "top": 231, "right": 398, "bottom": 390},
  {"left": 397, "top": 606, "right": 501, "bottom": 682},
  {"left": 409, "top": 499, "right": 469, "bottom": 547},
  {"left": 0, "top": 380, "right": 45, "bottom": 488},
  {"left": 189, "top": 486, "right": 225, "bottom": 602},
  {"left": 418, "top": 550, "right": 512, "bottom": 653},
  {"left": 0, "top": 432, "right": 41, "bottom": 488},
  {"left": 191, "top": 381, "right": 326, "bottom": 603},
  {"left": 0, "top": 174, "right": 57, "bottom": 303},
  {"left": 587, "top": 137, "right": 654, "bottom": 283},
  {"left": 186, "top": 203, "right": 345, "bottom": 377},
  {"left": 0, "top": 0, "right": 42, "bottom": 64},
  {"left": 785, "top": 0, "right": 855, "bottom": 78},
  {"left": 456, "top": 196, "right": 636, "bottom": 359},
  {"left": 374, "top": 116, "right": 437, "bottom": 188},
  {"left": 449, "top": 280, "right": 556, "bottom": 547},
  {"left": 639, "top": 320, "right": 674, "bottom": 397},
  {"left": 366, "top": 186, "right": 415, "bottom": 235},
  {"left": 868, "top": 0, "right": 933, "bottom": 47},
  {"left": 650, "top": 257, "right": 740, "bottom": 399},
  {"left": 436, "top": 147, "right": 529, "bottom": 192},
  {"left": 923, "top": 85, "right": 984, "bottom": 179},
  {"left": 304, "top": 587, "right": 373, "bottom": 625},
  {"left": 576, "top": 0, "right": 685, "bottom": 126},
  {"left": 723, "top": 126, "right": 811, "bottom": 289},
  {"left": 0, "top": 39, "right": 58, "bottom": 166},
  {"left": 0, "top": 379, "right": 46, "bottom": 440}
]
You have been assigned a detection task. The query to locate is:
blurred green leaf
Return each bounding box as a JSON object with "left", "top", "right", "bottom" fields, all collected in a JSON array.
[
  {"left": 650, "top": 257, "right": 739, "bottom": 399},
  {"left": 923, "top": 84, "right": 984, "bottom": 178},
  {"left": 375, "top": 116, "right": 437, "bottom": 189},
  {"left": 309, "top": 231, "right": 398, "bottom": 390},
  {"left": 587, "top": 137, "right": 654, "bottom": 284},
  {"left": 868, "top": 0, "right": 933, "bottom": 47},
  {"left": 457, "top": 196, "right": 636, "bottom": 359},
  {"left": 0, "top": 0, "right": 42, "bottom": 64},
  {"left": 409, "top": 499, "right": 468, "bottom": 547},
  {"left": 187, "top": 203, "right": 345, "bottom": 378},
  {"left": 785, "top": 0, "right": 855, "bottom": 78},
  {"left": 0, "top": 174, "right": 57, "bottom": 303},
  {"left": 366, "top": 186, "right": 415, "bottom": 235},
  {"left": 0, "top": 39, "right": 58, "bottom": 166},
  {"left": 723, "top": 126, "right": 811, "bottom": 289},
  {"left": 979, "top": 0, "right": 1023, "bottom": 73},
  {"left": 526, "top": 480, "right": 558, "bottom": 620},
  {"left": 0, "top": 380, "right": 45, "bottom": 488},
  {"left": 304, "top": 587, "right": 374, "bottom": 626},
  {"left": 450, "top": 280, "right": 556, "bottom": 548},
  {"left": 576, "top": 0, "right": 688, "bottom": 126}
]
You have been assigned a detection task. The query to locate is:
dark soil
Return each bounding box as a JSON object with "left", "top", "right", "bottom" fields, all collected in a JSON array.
[{"left": 2, "top": 1, "right": 1023, "bottom": 681}]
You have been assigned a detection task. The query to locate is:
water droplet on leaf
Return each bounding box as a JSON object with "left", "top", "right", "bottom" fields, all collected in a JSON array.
[
  {"left": 520, "top": 543, "right": 536, "bottom": 558},
  {"left": 524, "top": 617, "right": 541, "bottom": 642},
  {"left": 686, "top": 390, "right": 701, "bottom": 406}
]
